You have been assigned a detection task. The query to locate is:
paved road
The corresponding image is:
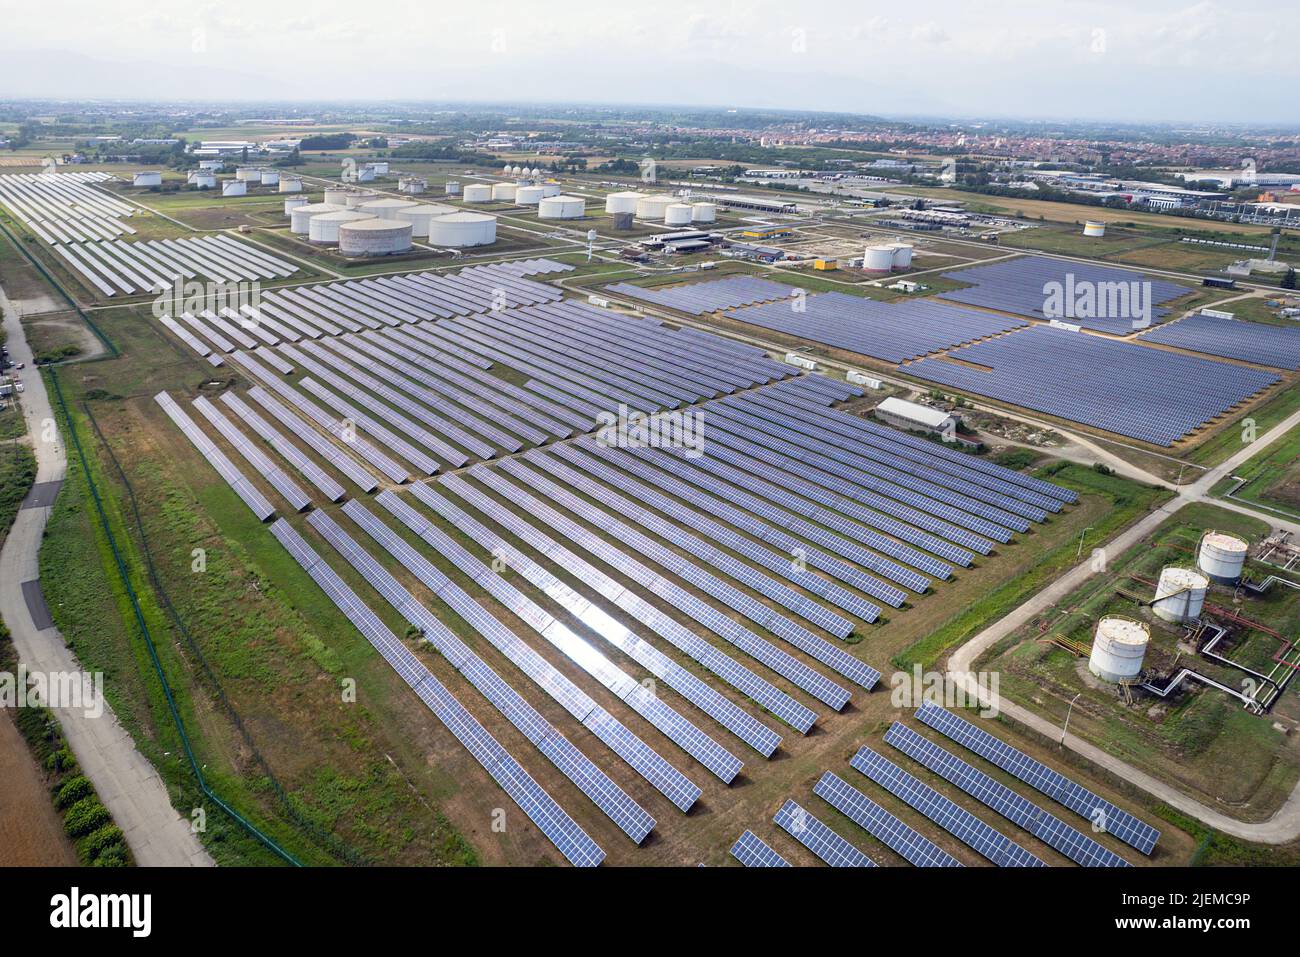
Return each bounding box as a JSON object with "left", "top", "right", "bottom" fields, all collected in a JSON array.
[
  {"left": 0, "top": 287, "right": 213, "bottom": 866},
  {"left": 948, "top": 403, "right": 1300, "bottom": 844}
]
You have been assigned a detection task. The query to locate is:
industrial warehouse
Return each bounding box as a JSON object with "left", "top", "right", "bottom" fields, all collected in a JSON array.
[{"left": 0, "top": 1, "right": 1297, "bottom": 938}]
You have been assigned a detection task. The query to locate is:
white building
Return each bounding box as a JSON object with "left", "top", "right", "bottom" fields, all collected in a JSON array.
[{"left": 874, "top": 397, "right": 957, "bottom": 436}]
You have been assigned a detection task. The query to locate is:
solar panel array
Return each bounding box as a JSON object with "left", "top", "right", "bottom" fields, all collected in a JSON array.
[
  {"left": 730, "top": 830, "right": 791, "bottom": 867},
  {"left": 461, "top": 257, "right": 574, "bottom": 278},
  {"left": 191, "top": 396, "right": 311, "bottom": 512},
  {"left": 916, "top": 703, "right": 1160, "bottom": 855},
  {"left": 849, "top": 747, "right": 1045, "bottom": 867},
  {"left": 905, "top": 326, "right": 1279, "bottom": 445},
  {"left": 1137, "top": 312, "right": 1300, "bottom": 371},
  {"left": 774, "top": 799, "right": 875, "bottom": 867},
  {"left": 54, "top": 234, "right": 299, "bottom": 297},
  {"left": 724, "top": 291, "right": 1029, "bottom": 362},
  {"left": 814, "top": 771, "right": 962, "bottom": 867},
  {"left": 266, "top": 518, "right": 604, "bottom": 867},
  {"left": 939, "top": 255, "right": 1190, "bottom": 334},
  {"left": 605, "top": 275, "right": 799, "bottom": 315},
  {"left": 0, "top": 171, "right": 136, "bottom": 244},
  {"left": 883, "top": 723, "right": 1130, "bottom": 867},
  {"left": 154, "top": 391, "right": 275, "bottom": 521}
]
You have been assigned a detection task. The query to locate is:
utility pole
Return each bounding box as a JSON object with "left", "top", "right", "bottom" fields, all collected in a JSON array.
[
  {"left": 1077, "top": 526, "right": 1094, "bottom": 558},
  {"left": 1062, "top": 692, "right": 1082, "bottom": 744}
]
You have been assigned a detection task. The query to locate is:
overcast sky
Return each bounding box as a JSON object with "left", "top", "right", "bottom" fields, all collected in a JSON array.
[{"left": 1, "top": 0, "right": 1295, "bottom": 124}]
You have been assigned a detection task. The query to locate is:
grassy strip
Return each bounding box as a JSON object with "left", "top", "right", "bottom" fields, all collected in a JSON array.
[
  {"left": 0, "top": 440, "right": 35, "bottom": 551},
  {"left": 894, "top": 462, "right": 1171, "bottom": 672},
  {"left": 0, "top": 622, "right": 133, "bottom": 866},
  {"left": 1150, "top": 804, "right": 1300, "bottom": 866}
]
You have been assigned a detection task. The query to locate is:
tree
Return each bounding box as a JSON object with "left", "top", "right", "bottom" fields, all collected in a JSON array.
[{"left": 1282, "top": 267, "right": 1297, "bottom": 290}]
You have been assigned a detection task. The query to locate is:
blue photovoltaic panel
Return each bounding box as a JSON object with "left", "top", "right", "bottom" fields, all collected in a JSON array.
[
  {"left": 905, "top": 326, "right": 1278, "bottom": 446},
  {"left": 849, "top": 746, "right": 1046, "bottom": 867},
  {"left": 884, "top": 723, "right": 1129, "bottom": 867},
  {"left": 813, "top": 771, "right": 962, "bottom": 867},
  {"left": 730, "top": 829, "right": 791, "bottom": 867},
  {"left": 916, "top": 702, "right": 1160, "bottom": 855},
  {"left": 938, "top": 255, "right": 1190, "bottom": 333},
  {"left": 607, "top": 275, "right": 798, "bottom": 315},
  {"left": 1137, "top": 312, "right": 1300, "bottom": 371},
  {"left": 774, "top": 799, "right": 875, "bottom": 867},
  {"left": 265, "top": 518, "right": 603, "bottom": 867}
]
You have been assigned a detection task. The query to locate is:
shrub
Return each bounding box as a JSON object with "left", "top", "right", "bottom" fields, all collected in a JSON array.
[
  {"left": 63, "top": 796, "right": 111, "bottom": 838},
  {"left": 54, "top": 775, "right": 93, "bottom": 809}
]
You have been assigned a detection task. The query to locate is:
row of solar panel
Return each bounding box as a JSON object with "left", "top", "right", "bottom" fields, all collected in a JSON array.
[
  {"left": 56, "top": 234, "right": 298, "bottom": 297},
  {"left": 605, "top": 275, "right": 798, "bottom": 315},
  {"left": 1137, "top": 312, "right": 1300, "bottom": 371}
]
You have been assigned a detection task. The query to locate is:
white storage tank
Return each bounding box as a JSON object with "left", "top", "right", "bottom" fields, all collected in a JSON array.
[
  {"left": 235, "top": 167, "right": 262, "bottom": 183},
  {"left": 133, "top": 171, "right": 162, "bottom": 187},
  {"left": 290, "top": 202, "right": 342, "bottom": 234},
  {"left": 541, "top": 182, "right": 562, "bottom": 198},
  {"left": 222, "top": 180, "right": 247, "bottom": 197},
  {"left": 338, "top": 217, "right": 412, "bottom": 257},
  {"left": 368, "top": 161, "right": 389, "bottom": 176},
  {"left": 1083, "top": 220, "right": 1107, "bottom": 237},
  {"left": 278, "top": 176, "right": 302, "bottom": 193},
  {"left": 342, "top": 190, "right": 379, "bottom": 209},
  {"left": 538, "top": 195, "right": 585, "bottom": 220},
  {"left": 691, "top": 202, "right": 717, "bottom": 223},
  {"left": 188, "top": 170, "right": 216, "bottom": 189},
  {"left": 463, "top": 184, "right": 493, "bottom": 203},
  {"left": 605, "top": 191, "right": 643, "bottom": 214},
  {"left": 491, "top": 182, "right": 517, "bottom": 202},
  {"left": 1088, "top": 616, "right": 1150, "bottom": 684},
  {"left": 308, "top": 209, "right": 370, "bottom": 245},
  {"left": 502, "top": 163, "right": 513, "bottom": 175},
  {"left": 284, "top": 195, "right": 310, "bottom": 216},
  {"left": 636, "top": 195, "right": 675, "bottom": 220},
  {"left": 356, "top": 167, "right": 376, "bottom": 183},
  {"left": 515, "top": 185, "right": 545, "bottom": 206},
  {"left": 1152, "top": 567, "right": 1209, "bottom": 623},
  {"left": 511, "top": 166, "right": 523, "bottom": 177},
  {"left": 324, "top": 187, "right": 352, "bottom": 206},
  {"left": 199, "top": 159, "right": 225, "bottom": 171},
  {"left": 863, "top": 245, "right": 895, "bottom": 271},
  {"left": 445, "top": 181, "right": 460, "bottom": 196},
  {"left": 427, "top": 212, "right": 497, "bottom": 247},
  {"left": 890, "top": 243, "right": 914, "bottom": 269},
  {"left": 397, "top": 204, "right": 455, "bottom": 238},
  {"left": 663, "top": 203, "right": 694, "bottom": 227},
  {"left": 359, "top": 198, "right": 419, "bottom": 221},
  {"left": 1198, "top": 531, "right": 1248, "bottom": 584},
  {"left": 259, "top": 169, "right": 280, "bottom": 187}
]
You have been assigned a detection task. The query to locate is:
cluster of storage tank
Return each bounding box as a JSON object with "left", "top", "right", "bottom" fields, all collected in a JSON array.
[
  {"left": 503, "top": 164, "right": 543, "bottom": 177},
  {"left": 288, "top": 195, "right": 496, "bottom": 251},
  {"left": 862, "top": 242, "right": 914, "bottom": 272},
  {"left": 605, "top": 192, "right": 716, "bottom": 224}
]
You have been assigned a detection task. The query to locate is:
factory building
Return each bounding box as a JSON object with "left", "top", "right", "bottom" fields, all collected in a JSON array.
[
  {"left": 338, "top": 218, "right": 413, "bottom": 257},
  {"left": 714, "top": 194, "right": 797, "bottom": 215},
  {"left": 873, "top": 397, "right": 957, "bottom": 436}
]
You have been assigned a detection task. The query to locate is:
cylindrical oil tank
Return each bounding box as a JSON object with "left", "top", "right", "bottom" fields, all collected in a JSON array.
[
  {"left": 259, "top": 169, "right": 280, "bottom": 187},
  {"left": 1198, "top": 531, "right": 1248, "bottom": 584},
  {"left": 1152, "top": 567, "right": 1209, "bottom": 623},
  {"left": 605, "top": 191, "right": 643, "bottom": 214},
  {"left": 636, "top": 195, "right": 675, "bottom": 220},
  {"left": 691, "top": 202, "right": 717, "bottom": 223},
  {"left": 445, "top": 181, "right": 461, "bottom": 196},
  {"left": 1083, "top": 220, "right": 1107, "bottom": 237},
  {"left": 338, "top": 218, "right": 413, "bottom": 256},
  {"left": 324, "top": 187, "right": 352, "bottom": 206},
  {"left": 1088, "top": 616, "right": 1150, "bottom": 683},
  {"left": 663, "top": 203, "right": 694, "bottom": 227},
  {"left": 863, "top": 245, "right": 895, "bottom": 271},
  {"left": 133, "top": 171, "right": 162, "bottom": 187},
  {"left": 491, "top": 183, "right": 517, "bottom": 202},
  {"left": 612, "top": 211, "right": 634, "bottom": 230},
  {"left": 278, "top": 176, "right": 302, "bottom": 193},
  {"left": 396, "top": 205, "right": 448, "bottom": 238},
  {"left": 541, "top": 182, "right": 562, "bottom": 198},
  {"left": 284, "top": 195, "right": 310, "bottom": 216},
  {"left": 463, "top": 184, "right": 492, "bottom": 203},
  {"left": 538, "top": 195, "right": 585, "bottom": 219},
  {"left": 222, "top": 180, "right": 247, "bottom": 197},
  {"left": 308, "top": 210, "right": 370, "bottom": 245},
  {"left": 188, "top": 171, "right": 216, "bottom": 189},
  {"left": 427, "top": 212, "right": 497, "bottom": 247},
  {"left": 890, "top": 243, "right": 914, "bottom": 269},
  {"left": 290, "top": 202, "right": 342, "bottom": 234},
  {"left": 515, "top": 185, "right": 545, "bottom": 206},
  {"left": 342, "top": 190, "right": 379, "bottom": 209},
  {"left": 235, "top": 167, "right": 262, "bottom": 183},
  {"left": 358, "top": 198, "right": 419, "bottom": 221}
]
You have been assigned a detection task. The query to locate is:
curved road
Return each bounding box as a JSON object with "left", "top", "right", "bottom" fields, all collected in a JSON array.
[
  {"left": 948, "top": 403, "right": 1300, "bottom": 844},
  {"left": 0, "top": 287, "right": 212, "bottom": 866}
]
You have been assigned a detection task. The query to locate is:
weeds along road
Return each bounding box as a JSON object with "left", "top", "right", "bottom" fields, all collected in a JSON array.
[
  {"left": 947, "top": 404, "right": 1300, "bottom": 844},
  {"left": 0, "top": 286, "right": 213, "bottom": 867}
]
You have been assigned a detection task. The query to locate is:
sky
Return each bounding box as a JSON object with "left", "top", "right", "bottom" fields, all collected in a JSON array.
[{"left": 1, "top": 0, "right": 1296, "bottom": 124}]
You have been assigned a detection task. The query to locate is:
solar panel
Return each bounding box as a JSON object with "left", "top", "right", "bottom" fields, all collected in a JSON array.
[
  {"left": 1137, "top": 312, "right": 1300, "bottom": 371},
  {"left": 243, "top": 386, "right": 378, "bottom": 493},
  {"left": 883, "top": 723, "right": 1130, "bottom": 867},
  {"left": 850, "top": 746, "right": 1046, "bottom": 867},
  {"left": 218, "top": 392, "right": 346, "bottom": 502},
  {"left": 730, "top": 830, "right": 791, "bottom": 867},
  {"left": 916, "top": 702, "right": 1160, "bottom": 855},
  {"left": 774, "top": 799, "right": 875, "bottom": 867},
  {"left": 814, "top": 771, "right": 962, "bottom": 867},
  {"left": 607, "top": 275, "right": 798, "bottom": 315},
  {"left": 191, "top": 396, "right": 311, "bottom": 512},
  {"left": 265, "top": 518, "right": 603, "bottom": 867}
]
